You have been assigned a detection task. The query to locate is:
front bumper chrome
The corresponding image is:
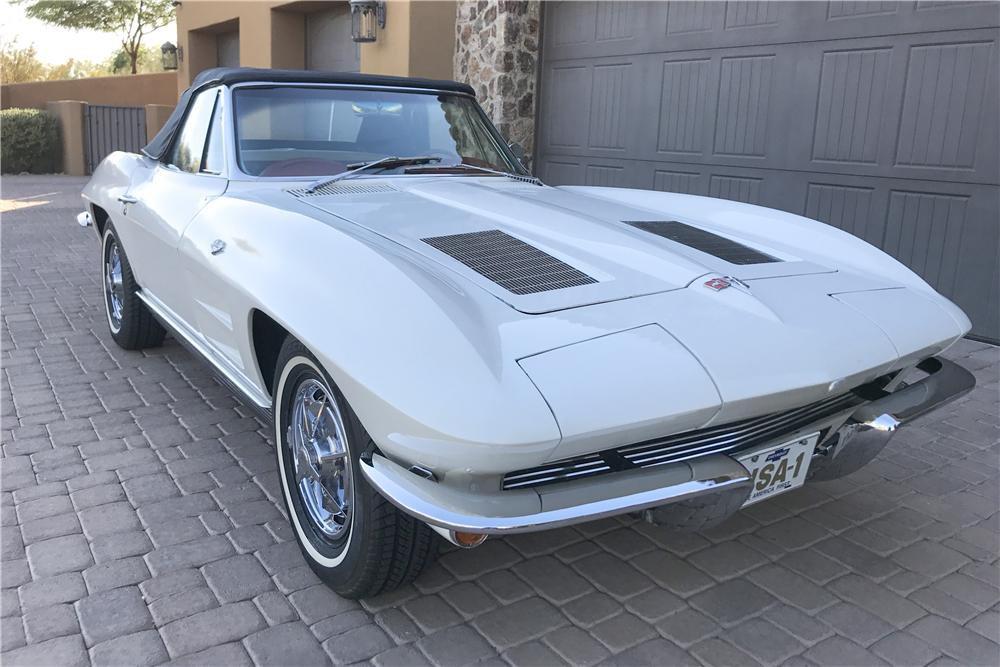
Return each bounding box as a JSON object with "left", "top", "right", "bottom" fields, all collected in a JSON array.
[
  {"left": 808, "top": 356, "right": 976, "bottom": 482},
  {"left": 852, "top": 357, "right": 975, "bottom": 428},
  {"left": 361, "top": 356, "right": 975, "bottom": 535},
  {"left": 360, "top": 453, "right": 750, "bottom": 535}
]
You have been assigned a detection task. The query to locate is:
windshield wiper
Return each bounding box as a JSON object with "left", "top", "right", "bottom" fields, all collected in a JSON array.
[
  {"left": 305, "top": 155, "right": 442, "bottom": 193},
  {"left": 405, "top": 162, "right": 543, "bottom": 185}
]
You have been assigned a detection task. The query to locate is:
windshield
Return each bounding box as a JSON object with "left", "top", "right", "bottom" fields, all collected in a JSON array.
[{"left": 232, "top": 86, "right": 525, "bottom": 178}]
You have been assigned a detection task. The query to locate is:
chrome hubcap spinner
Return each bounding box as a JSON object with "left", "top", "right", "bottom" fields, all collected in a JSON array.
[
  {"left": 288, "top": 378, "right": 352, "bottom": 539},
  {"left": 105, "top": 241, "right": 124, "bottom": 329}
]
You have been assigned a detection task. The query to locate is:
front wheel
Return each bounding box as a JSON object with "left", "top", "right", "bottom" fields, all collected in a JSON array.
[
  {"left": 273, "top": 338, "right": 436, "bottom": 598},
  {"left": 101, "top": 225, "right": 165, "bottom": 350}
]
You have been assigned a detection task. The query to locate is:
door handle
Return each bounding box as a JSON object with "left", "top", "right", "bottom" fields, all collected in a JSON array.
[{"left": 117, "top": 195, "right": 138, "bottom": 205}]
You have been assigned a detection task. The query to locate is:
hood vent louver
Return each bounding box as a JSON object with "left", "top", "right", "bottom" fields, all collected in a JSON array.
[
  {"left": 624, "top": 220, "right": 780, "bottom": 265},
  {"left": 288, "top": 182, "right": 399, "bottom": 197},
  {"left": 422, "top": 230, "right": 597, "bottom": 295}
]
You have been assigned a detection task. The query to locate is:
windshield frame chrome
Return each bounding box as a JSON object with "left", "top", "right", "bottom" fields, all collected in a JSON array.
[{"left": 225, "top": 81, "right": 530, "bottom": 182}]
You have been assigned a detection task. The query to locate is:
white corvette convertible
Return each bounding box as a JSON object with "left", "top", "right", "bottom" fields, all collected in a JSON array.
[{"left": 80, "top": 68, "right": 975, "bottom": 598}]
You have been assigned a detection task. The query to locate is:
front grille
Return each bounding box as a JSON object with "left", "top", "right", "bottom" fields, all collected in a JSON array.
[
  {"left": 502, "top": 393, "right": 860, "bottom": 490},
  {"left": 422, "top": 229, "right": 598, "bottom": 295},
  {"left": 624, "top": 220, "right": 779, "bottom": 265}
]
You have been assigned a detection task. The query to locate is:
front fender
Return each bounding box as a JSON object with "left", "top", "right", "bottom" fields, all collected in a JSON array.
[
  {"left": 81, "top": 151, "right": 145, "bottom": 231},
  {"left": 179, "top": 195, "right": 562, "bottom": 476}
]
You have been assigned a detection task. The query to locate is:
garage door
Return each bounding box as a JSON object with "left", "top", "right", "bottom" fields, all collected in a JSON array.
[
  {"left": 536, "top": 1, "right": 1000, "bottom": 341},
  {"left": 217, "top": 30, "right": 239, "bottom": 68},
  {"left": 306, "top": 5, "right": 360, "bottom": 72}
]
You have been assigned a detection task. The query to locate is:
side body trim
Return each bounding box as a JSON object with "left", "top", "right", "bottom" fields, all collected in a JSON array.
[{"left": 136, "top": 290, "right": 273, "bottom": 422}]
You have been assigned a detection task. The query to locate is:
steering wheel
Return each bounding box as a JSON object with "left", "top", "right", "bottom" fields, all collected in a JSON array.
[{"left": 259, "top": 158, "right": 347, "bottom": 177}]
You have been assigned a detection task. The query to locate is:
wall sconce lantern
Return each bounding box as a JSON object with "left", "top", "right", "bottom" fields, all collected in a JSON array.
[
  {"left": 350, "top": 0, "right": 386, "bottom": 43},
  {"left": 161, "top": 41, "right": 179, "bottom": 70}
]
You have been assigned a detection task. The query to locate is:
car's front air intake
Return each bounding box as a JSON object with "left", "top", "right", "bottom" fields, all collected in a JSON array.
[
  {"left": 422, "top": 229, "right": 598, "bottom": 295},
  {"left": 624, "top": 220, "right": 780, "bottom": 265},
  {"left": 501, "top": 393, "right": 860, "bottom": 490}
]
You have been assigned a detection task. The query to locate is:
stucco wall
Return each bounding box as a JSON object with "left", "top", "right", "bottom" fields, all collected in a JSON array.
[
  {"left": 0, "top": 72, "right": 178, "bottom": 110},
  {"left": 454, "top": 1, "right": 540, "bottom": 163},
  {"left": 176, "top": 0, "right": 455, "bottom": 89},
  {"left": 177, "top": 1, "right": 285, "bottom": 95},
  {"left": 408, "top": 1, "right": 458, "bottom": 79}
]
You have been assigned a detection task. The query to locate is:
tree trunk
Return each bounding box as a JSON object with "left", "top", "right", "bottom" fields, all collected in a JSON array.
[{"left": 130, "top": 50, "right": 138, "bottom": 74}]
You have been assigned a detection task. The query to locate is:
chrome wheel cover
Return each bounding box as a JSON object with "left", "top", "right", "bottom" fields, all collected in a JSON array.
[
  {"left": 104, "top": 239, "right": 124, "bottom": 331},
  {"left": 288, "top": 378, "right": 352, "bottom": 539}
]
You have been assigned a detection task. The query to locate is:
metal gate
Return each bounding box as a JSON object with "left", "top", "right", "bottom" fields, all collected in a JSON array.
[
  {"left": 536, "top": 1, "right": 1000, "bottom": 341},
  {"left": 84, "top": 105, "right": 146, "bottom": 174}
]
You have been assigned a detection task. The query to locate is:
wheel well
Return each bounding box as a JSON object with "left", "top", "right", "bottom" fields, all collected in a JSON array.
[
  {"left": 251, "top": 310, "right": 289, "bottom": 397},
  {"left": 91, "top": 205, "right": 110, "bottom": 236}
]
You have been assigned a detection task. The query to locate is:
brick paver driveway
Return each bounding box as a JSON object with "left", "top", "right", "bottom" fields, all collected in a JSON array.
[{"left": 2, "top": 175, "right": 998, "bottom": 666}]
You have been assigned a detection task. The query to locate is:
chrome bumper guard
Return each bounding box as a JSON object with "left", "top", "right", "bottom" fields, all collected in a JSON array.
[
  {"left": 851, "top": 357, "right": 975, "bottom": 430},
  {"left": 360, "top": 356, "right": 974, "bottom": 535},
  {"left": 813, "top": 356, "right": 977, "bottom": 480},
  {"left": 360, "top": 454, "right": 751, "bottom": 535}
]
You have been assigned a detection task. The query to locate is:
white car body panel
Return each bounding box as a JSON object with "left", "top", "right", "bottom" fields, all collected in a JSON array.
[
  {"left": 125, "top": 164, "right": 228, "bottom": 325},
  {"left": 518, "top": 325, "right": 722, "bottom": 460},
  {"left": 80, "top": 83, "right": 972, "bottom": 494}
]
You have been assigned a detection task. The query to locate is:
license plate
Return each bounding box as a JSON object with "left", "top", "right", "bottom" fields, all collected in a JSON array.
[{"left": 737, "top": 433, "right": 819, "bottom": 507}]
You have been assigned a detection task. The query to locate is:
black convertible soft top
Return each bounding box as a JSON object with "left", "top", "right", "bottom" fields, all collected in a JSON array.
[{"left": 142, "top": 67, "right": 477, "bottom": 160}]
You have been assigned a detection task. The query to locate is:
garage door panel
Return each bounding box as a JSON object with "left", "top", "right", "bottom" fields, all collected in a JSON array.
[
  {"left": 542, "top": 160, "right": 585, "bottom": 185},
  {"left": 585, "top": 164, "right": 629, "bottom": 187},
  {"left": 540, "top": 56, "right": 653, "bottom": 158},
  {"left": 543, "top": 31, "right": 999, "bottom": 186},
  {"left": 648, "top": 46, "right": 793, "bottom": 169},
  {"left": 595, "top": 0, "right": 644, "bottom": 41},
  {"left": 810, "top": 47, "right": 894, "bottom": 165},
  {"left": 788, "top": 30, "right": 999, "bottom": 185},
  {"left": 546, "top": 1, "right": 597, "bottom": 46},
  {"left": 540, "top": 158, "right": 647, "bottom": 189},
  {"left": 707, "top": 174, "right": 764, "bottom": 204},
  {"left": 713, "top": 53, "right": 777, "bottom": 158},
  {"left": 894, "top": 40, "right": 997, "bottom": 175},
  {"left": 884, "top": 190, "right": 967, "bottom": 296},
  {"left": 546, "top": 2, "right": 826, "bottom": 61},
  {"left": 538, "top": 2, "right": 999, "bottom": 338},
  {"left": 655, "top": 58, "right": 714, "bottom": 155},
  {"left": 664, "top": 0, "right": 724, "bottom": 36},
  {"left": 544, "top": 1, "right": 999, "bottom": 63},
  {"left": 541, "top": 65, "right": 592, "bottom": 149},
  {"left": 827, "top": 1, "right": 898, "bottom": 20},
  {"left": 653, "top": 168, "right": 705, "bottom": 196},
  {"left": 587, "top": 62, "right": 637, "bottom": 152},
  {"left": 804, "top": 182, "right": 883, "bottom": 246},
  {"left": 545, "top": 1, "right": 650, "bottom": 54}
]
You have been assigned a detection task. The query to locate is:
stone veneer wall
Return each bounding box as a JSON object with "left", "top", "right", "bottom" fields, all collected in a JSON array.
[{"left": 454, "top": 1, "right": 541, "bottom": 168}]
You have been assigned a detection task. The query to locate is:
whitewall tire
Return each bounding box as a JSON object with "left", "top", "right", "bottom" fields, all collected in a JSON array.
[
  {"left": 272, "top": 337, "right": 437, "bottom": 598},
  {"left": 100, "top": 225, "right": 165, "bottom": 350}
]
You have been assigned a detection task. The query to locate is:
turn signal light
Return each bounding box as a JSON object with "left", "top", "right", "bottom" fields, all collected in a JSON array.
[{"left": 452, "top": 531, "right": 487, "bottom": 548}]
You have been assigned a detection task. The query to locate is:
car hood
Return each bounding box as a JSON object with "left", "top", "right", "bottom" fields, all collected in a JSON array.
[{"left": 289, "top": 177, "right": 836, "bottom": 314}]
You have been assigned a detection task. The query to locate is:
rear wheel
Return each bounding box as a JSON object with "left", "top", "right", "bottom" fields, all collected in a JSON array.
[
  {"left": 273, "top": 338, "right": 436, "bottom": 598},
  {"left": 101, "top": 226, "right": 165, "bottom": 350}
]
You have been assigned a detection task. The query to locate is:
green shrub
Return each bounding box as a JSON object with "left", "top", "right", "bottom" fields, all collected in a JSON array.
[{"left": 1, "top": 108, "right": 61, "bottom": 174}]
